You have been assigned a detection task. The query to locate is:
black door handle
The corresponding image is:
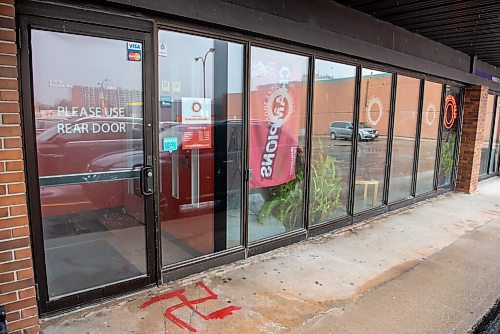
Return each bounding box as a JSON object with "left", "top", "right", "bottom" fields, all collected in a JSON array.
[{"left": 140, "top": 166, "right": 154, "bottom": 196}]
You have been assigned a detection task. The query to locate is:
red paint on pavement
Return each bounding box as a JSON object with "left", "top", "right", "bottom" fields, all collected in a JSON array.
[{"left": 140, "top": 282, "right": 241, "bottom": 332}]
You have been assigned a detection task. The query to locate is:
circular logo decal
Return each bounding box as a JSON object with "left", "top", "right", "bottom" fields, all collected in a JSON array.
[
  {"left": 191, "top": 101, "right": 202, "bottom": 113},
  {"left": 264, "top": 86, "right": 294, "bottom": 125},
  {"left": 443, "top": 95, "right": 457, "bottom": 129},
  {"left": 128, "top": 52, "right": 141, "bottom": 61},
  {"left": 366, "top": 97, "right": 383, "bottom": 125},
  {"left": 425, "top": 103, "right": 437, "bottom": 126}
]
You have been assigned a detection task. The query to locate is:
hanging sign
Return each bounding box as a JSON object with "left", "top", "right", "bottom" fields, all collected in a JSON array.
[
  {"left": 127, "top": 42, "right": 142, "bottom": 62},
  {"left": 248, "top": 50, "right": 305, "bottom": 189},
  {"left": 181, "top": 97, "right": 212, "bottom": 149},
  {"left": 474, "top": 70, "right": 500, "bottom": 83}
]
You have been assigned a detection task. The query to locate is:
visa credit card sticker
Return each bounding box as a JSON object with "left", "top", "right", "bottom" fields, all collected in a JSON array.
[{"left": 127, "top": 42, "right": 142, "bottom": 62}]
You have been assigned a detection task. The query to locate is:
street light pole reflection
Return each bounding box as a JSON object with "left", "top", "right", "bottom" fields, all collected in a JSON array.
[
  {"left": 191, "top": 48, "right": 215, "bottom": 206},
  {"left": 194, "top": 47, "right": 215, "bottom": 99}
]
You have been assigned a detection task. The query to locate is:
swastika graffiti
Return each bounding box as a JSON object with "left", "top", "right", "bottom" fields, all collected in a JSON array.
[{"left": 140, "top": 282, "right": 241, "bottom": 333}]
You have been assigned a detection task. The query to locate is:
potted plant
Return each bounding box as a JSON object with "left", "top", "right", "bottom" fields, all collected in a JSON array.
[
  {"left": 258, "top": 141, "right": 343, "bottom": 228},
  {"left": 257, "top": 170, "right": 304, "bottom": 231},
  {"left": 308, "top": 148, "right": 343, "bottom": 224},
  {"left": 438, "top": 132, "right": 456, "bottom": 184}
]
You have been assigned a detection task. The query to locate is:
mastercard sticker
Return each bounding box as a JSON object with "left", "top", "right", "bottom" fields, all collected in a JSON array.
[{"left": 128, "top": 52, "right": 141, "bottom": 61}]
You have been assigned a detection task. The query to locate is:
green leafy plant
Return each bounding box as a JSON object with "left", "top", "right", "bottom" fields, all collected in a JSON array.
[
  {"left": 258, "top": 141, "right": 343, "bottom": 229},
  {"left": 257, "top": 170, "right": 304, "bottom": 231},
  {"left": 439, "top": 132, "right": 456, "bottom": 178},
  {"left": 308, "top": 149, "right": 343, "bottom": 223}
]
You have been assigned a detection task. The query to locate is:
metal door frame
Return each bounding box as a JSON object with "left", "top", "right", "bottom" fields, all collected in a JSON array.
[{"left": 18, "top": 13, "right": 158, "bottom": 315}]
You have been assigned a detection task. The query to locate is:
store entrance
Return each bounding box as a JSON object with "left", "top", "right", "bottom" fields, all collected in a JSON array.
[{"left": 22, "top": 18, "right": 156, "bottom": 313}]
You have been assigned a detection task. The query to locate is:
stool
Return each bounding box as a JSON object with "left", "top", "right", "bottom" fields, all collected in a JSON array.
[{"left": 355, "top": 179, "right": 379, "bottom": 206}]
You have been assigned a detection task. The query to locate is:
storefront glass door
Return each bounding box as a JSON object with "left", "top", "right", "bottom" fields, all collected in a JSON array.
[{"left": 28, "top": 28, "right": 155, "bottom": 303}]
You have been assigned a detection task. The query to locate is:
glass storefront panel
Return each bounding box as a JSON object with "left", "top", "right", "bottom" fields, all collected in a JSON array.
[
  {"left": 415, "top": 81, "right": 442, "bottom": 195},
  {"left": 309, "top": 59, "right": 355, "bottom": 225},
  {"left": 157, "top": 30, "right": 244, "bottom": 266},
  {"left": 388, "top": 75, "right": 420, "bottom": 202},
  {"left": 248, "top": 47, "right": 309, "bottom": 242},
  {"left": 438, "top": 86, "right": 461, "bottom": 187},
  {"left": 488, "top": 98, "right": 500, "bottom": 174},
  {"left": 479, "top": 94, "right": 495, "bottom": 175},
  {"left": 31, "top": 30, "right": 147, "bottom": 298},
  {"left": 354, "top": 69, "right": 392, "bottom": 212}
]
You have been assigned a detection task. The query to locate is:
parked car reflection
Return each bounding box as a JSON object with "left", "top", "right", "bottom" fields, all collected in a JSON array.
[
  {"left": 329, "top": 121, "right": 378, "bottom": 141},
  {"left": 36, "top": 118, "right": 302, "bottom": 222},
  {"left": 36, "top": 116, "right": 143, "bottom": 176}
]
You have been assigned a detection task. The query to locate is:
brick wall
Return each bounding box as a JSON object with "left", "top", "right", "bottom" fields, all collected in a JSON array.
[
  {"left": 455, "top": 84, "right": 488, "bottom": 193},
  {"left": 0, "top": 0, "right": 40, "bottom": 333}
]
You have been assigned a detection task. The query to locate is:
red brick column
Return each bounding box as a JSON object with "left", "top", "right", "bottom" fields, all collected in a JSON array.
[
  {"left": 455, "top": 84, "right": 488, "bottom": 193},
  {"left": 0, "top": 0, "right": 40, "bottom": 333}
]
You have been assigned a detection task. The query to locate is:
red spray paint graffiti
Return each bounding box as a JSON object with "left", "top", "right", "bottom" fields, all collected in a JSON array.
[{"left": 140, "top": 282, "right": 241, "bottom": 333}]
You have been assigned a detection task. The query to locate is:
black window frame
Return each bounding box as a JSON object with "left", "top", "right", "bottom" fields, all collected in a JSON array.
[
  {"left": 17, "top": 14, "right": 158, "bottom": 314},
  {"left": 17, "top": 0, "right": 468, "bottom": 316}
]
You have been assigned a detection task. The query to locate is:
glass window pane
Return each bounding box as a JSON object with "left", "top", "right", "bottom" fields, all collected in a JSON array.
[
  {"left": 479, "top": 94, "right": 495, "bottom": 175},
  {"left": 309, "top": 59, "right": 355, "bottom": 224},
  {"left": 354, "top": 69, "right": 392, "bottom": 212},
  {"left": 388, "top": 75, "right": 420, "bottom": 202},
  {"left": 248, "top": 47, "right": 309, "bottom": 242},
  {"left": 31, "top": 30, "right": 146, "bottom": 298},
  {"left": 489, "top": 99, "right": 500, "bottom": 174},
  {"left": 438, "top": 86, "right": 461, "bottom": 187},
  {"left": 226, "top": 43, "right": 245, "bottom": 248},
  {"left": 157, "top": 30, "right": 244, "bottom": 266},
  {"left": 416, "top": 81, "right": 442, "bottom": 195}
]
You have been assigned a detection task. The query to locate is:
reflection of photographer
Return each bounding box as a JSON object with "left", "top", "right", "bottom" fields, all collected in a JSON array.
[{"left": 363, "top": 165, "right": 371, "bottom": 180}]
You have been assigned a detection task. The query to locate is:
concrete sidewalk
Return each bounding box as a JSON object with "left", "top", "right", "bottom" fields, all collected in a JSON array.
[{"left": 43, "top": 178, "right": 500, "bottom": 334}]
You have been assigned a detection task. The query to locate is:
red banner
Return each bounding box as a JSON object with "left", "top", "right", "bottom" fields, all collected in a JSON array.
[{"left": 249, "top": 50, "right": 307, "bottom": 189}]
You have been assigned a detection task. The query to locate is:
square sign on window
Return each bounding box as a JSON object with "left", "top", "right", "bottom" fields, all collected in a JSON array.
[
  {"left": 127, "top": 42, "right": 142, "bottom": 61},
  {"left": 181, "top": 97, "right": 212, "bottom": 149},
  {"left": 181, "top": 97, "right": 211, "bottom": 124}
]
